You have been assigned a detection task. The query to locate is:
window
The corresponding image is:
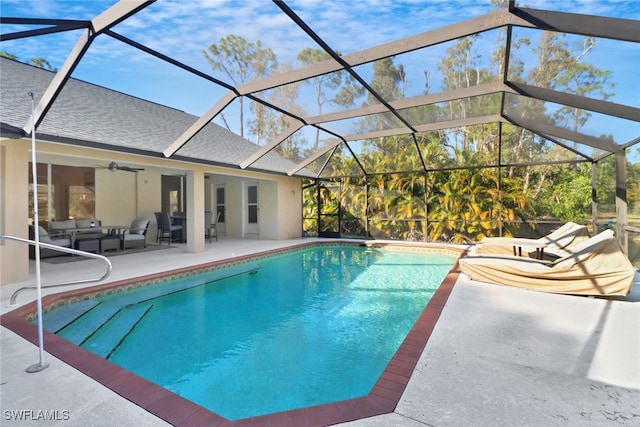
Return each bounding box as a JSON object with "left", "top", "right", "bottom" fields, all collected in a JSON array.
[{"left": 28, "top": 163, "right": 95, "bottom": 224}]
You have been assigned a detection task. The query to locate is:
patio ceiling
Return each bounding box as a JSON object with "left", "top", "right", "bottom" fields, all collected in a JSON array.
[{"left": 1, "top": 0, "right": 638, "bottom": 178}]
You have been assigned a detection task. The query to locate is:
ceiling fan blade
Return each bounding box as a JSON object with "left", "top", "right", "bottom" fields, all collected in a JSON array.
[
  {"left": 95, "top": 162, "right": 144, "bottom": 172},
  {"left": 119, "top": 166, "right": 145, "bottom": 172}
]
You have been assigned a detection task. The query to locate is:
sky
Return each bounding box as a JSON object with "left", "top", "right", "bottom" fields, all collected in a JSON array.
[{"left": 1, "top": 0, "right": 638, "bottom": 156}]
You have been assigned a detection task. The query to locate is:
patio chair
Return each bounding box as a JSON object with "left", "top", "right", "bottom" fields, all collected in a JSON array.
[
  {"left": 155, "top": 212, "right": 182, "bottom": 246},
  {"left": 121, "top": 218, "right": 150, "bottom": 250},
  {"left": 205, "top": 211, "right": 221, "bottom": 243},
  {"left": 475, "top": 222, "right": 590, "bottom": 259},
  {"left": 460, "top": 229, "right": 636, "bottom": 296}
]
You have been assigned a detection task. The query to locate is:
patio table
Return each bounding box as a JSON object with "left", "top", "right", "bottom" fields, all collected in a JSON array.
[{"left": 103, "top": 225, "right": 129, "bottom": 236}]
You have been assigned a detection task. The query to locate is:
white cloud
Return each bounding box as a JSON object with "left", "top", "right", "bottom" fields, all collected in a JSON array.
[{"left": 2, "top": 0, "right": 636, "bottom": 116}]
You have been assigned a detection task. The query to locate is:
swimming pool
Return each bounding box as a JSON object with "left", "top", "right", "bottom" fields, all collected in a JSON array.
[{"left": 5, "top": 242, "right": 464, "bottom": 425}]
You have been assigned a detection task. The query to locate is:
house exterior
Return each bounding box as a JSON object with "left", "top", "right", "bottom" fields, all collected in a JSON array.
[{"left": 0, "top": 58, "right": 304, "bottom": 286}]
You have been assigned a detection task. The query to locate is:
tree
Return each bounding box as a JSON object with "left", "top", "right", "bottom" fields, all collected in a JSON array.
[
  {"left": 506, "top": 32, "right": 615, "bottom": 225},
  {"left": 369, "top": 57, "right": 406, "bottom": 101},
  {"left": 628, "top": 156, "right": 640, "bottom": 213},
  {"left": 297, "top": 48, "right": 364, "bottom": 152},
  {"left": 302, "top": 179, "right": 319, "bottom": 236},
  {"left": 0, "top": 51, "right": 57, "bottom": 71},
  {"left": 203, "top": 35, "right": 277, "bottom": 138},
  {"left": 437, "top": 35, "right": 498, "bottom": 151},
  {"left": 248, "top": 62, "right": 308, "bottom": 154},
  {"left": 0, "top": 51, "right": 17, "bottom": 60},
  {"left": 537, "top": 163, "right": 592, "bottom": 222},
  {"left": 29, "top": 57, "right": 55, "bottom": 71},
  {"left": 362, "top": 57, "right": 408, "bottom": 155},
  {"left": 531, "top": 34, "right": 613, "bottom": 133}
]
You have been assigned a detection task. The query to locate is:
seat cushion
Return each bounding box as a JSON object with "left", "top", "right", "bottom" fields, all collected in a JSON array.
[
  {"left": 49, "top": 219, "right": 76, "bottom": 231},
  {"left": 50, "top": 237, "right": 72, "bottom": 247},
  {"left": 123, "top": 234, "right": 145, "bottom": 241}
]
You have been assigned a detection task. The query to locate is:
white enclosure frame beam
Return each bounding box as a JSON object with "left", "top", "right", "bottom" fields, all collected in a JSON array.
[{"left": 21, "top": 1, "right": 155, "bottom": 133}]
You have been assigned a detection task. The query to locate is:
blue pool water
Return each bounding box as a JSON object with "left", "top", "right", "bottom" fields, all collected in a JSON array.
[{"left": 45, "top": 245, "right": 456, "bottom": 420}]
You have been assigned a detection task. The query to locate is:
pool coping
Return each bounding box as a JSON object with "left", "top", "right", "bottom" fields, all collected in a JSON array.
[{"left": 1, "top": 241, "right": 467, "bottom": 427}]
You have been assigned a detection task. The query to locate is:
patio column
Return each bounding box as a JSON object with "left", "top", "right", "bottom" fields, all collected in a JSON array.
[
  {"left": 186, "top": 169, "right": 205, "bottom": 253},
  {"left": 0, "top": 139, "right": 30, "bottom": 285},
  {"left": 615, "top": 148, "right": 628, "bottom": 255}
]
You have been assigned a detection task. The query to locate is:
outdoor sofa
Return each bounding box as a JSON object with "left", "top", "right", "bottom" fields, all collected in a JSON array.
[
  {"left": 49, "top": 219, "right": 103, "bottom": 236},
  {"left": 28, "top": 225, "right": 72, "bottom": 259}
]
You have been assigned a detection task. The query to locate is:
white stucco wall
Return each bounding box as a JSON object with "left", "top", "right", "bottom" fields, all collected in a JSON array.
[
  {"left": 277, "top": 176, "right": 302, "bottom": 239},
  {"left": 260, "top": 180, "right": 278, "bottom": 239},
  {"left": 208, "top": 174, "right": 302, "bottom": 240},
  {"left": 95, "top": 169, "right": 136, "bottom": 227},
  {"left": 0, "top": 138, "right": 30, "bottom": 285},
  {"left": 136, "top": 171, "right": 161, "bottom": 244}
]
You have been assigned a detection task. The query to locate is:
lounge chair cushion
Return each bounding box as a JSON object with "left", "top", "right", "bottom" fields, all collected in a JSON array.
[
  {"left": 475, "top": 222, "right": 591, "bottom": 258},
  {"left": 460, "top": 230, "right": 636, "bottom": 296}
]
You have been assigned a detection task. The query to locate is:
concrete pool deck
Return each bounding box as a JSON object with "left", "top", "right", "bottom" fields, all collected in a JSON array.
[{"left": 1, "top": 238, "right": 639, "bottom": 426}]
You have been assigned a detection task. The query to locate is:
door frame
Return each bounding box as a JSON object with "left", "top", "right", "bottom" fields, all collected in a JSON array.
[
  {"left": 243, "top": 181, "right": 259, "bottom": 237},
  {"left": 214, "top": 183, "right": 226, "bottom": 235}
]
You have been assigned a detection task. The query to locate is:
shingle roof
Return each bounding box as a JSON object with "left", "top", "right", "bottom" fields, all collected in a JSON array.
[{"left": 0, "top": 57, "right": 308, "bottom": 176}]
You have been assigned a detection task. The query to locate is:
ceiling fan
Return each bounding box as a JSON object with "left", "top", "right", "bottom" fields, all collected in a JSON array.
[{"left": 98, "top": 161, "right": 145, "bottom": 172}]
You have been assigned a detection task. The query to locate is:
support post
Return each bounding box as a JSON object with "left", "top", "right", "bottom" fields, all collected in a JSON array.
[
  {"left": 615, "top": 149, "right": 628, "bottom": 255},
  {"left": 26, "top": 92, "right": 49, "bottom": 373},
  {"left": 591, "top": 161, "right": 598, "bottom": 234}
]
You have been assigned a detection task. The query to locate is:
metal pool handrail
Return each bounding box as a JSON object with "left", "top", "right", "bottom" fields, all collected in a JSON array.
[{"left": 1, "top": 235, "right": 112, "bottom": 306}]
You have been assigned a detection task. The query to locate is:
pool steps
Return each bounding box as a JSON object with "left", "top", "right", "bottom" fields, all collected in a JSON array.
[
  {"left": 40, "top": 299, "right": 100, "bottom": 333},
  {"left": 83, "top": 304, "right": 153, "bottom": 359},
  {"left": 42, "top": 263, "right": 260, "bottom": 355}
]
